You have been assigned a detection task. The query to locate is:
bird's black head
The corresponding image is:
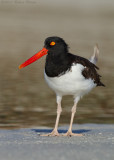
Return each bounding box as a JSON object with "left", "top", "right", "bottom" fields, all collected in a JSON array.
[
  {"left": 19, "top": 36, "right": 69, "bottom": 69},
  {"left": 44, "top": 36, "right": 69, "bottom": 56},
  {"left": 44, "top": 37, "right": 71, "bottom": 77}
]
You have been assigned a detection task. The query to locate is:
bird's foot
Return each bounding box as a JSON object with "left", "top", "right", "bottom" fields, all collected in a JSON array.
[
  {"left": 62, "top": 131, "right": 83, "bottom": 137},
  {"left": 41, "top": 129, "right": 60, "bottom": 136}
]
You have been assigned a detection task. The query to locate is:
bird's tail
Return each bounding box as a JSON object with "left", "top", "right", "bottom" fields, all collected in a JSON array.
[
  {"left": 89, "top": 44, "right": 99, "bottom": 65},
  {"left": 90, "top": 44, "right": 105, "bottom": 87}
]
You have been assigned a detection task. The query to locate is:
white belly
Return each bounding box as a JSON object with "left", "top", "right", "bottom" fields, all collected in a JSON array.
[{"left": 44, "top": 64, "right": 96, "bottom": 97}]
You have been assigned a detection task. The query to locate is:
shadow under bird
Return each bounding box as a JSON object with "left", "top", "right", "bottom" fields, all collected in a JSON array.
[{"left": 19, "top": 36, "right": 105, "bottom": 136}]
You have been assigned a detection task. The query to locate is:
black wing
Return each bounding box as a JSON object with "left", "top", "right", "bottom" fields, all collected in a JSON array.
[{"left": 68, "top": 53, "right": 105, "bottom": 87}]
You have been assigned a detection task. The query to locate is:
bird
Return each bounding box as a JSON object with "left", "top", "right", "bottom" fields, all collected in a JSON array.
[{"left": 19, "top": 36, "right": 105, "bottom": 136}]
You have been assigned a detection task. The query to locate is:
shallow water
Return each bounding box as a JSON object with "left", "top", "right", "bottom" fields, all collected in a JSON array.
[{"left": 0, "top": 1, "right": 114, "bottom": 129}]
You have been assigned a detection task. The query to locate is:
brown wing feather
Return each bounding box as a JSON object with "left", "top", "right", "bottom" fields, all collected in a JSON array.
[{"left": 69, "top": 53, "right": 105, "bottom": 87}]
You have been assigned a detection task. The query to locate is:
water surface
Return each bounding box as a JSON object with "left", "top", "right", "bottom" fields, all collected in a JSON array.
[{"left": 0, "top": 1, "right": 114, "bottom": 129}]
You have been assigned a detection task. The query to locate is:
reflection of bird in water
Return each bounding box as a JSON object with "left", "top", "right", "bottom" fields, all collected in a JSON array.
[{"left": 19, "top": 37, "right": 105, "bottom": 136}]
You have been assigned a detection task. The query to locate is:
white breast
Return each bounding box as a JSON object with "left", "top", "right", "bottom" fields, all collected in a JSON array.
[{"left": 44, "top": 63, "right": 96, "bottom": 97}]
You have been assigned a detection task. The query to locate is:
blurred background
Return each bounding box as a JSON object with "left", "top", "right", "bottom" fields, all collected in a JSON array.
[{"left": 0, "top": 0, "right": 114, "bottom": 129}]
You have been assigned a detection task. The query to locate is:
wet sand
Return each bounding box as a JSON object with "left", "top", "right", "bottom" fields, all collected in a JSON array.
[{"left": 0, "top": 124, "right": 114, "bottom": 160}]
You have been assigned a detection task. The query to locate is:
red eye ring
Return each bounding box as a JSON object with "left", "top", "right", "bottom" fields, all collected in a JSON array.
[{"left": 50, "top": 41, "right": 55, "bottom": 46}]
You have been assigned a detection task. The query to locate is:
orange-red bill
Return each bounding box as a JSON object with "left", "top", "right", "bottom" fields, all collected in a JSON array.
[{"left": 19, "top": 48, "right": 48, "bottom": 69}]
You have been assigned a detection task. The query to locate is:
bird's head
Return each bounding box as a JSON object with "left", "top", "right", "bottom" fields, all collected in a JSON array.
[
  {"left": 44, "top": 36, "right": 68, "bottom": 55},
  {"left": 19, "top": 36, "right": 68, "bottom": 69}
]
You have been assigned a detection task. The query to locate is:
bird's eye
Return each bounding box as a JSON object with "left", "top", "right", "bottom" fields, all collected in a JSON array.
[{"left": 50, "top": 41, "right": 55, "bottom": 46}]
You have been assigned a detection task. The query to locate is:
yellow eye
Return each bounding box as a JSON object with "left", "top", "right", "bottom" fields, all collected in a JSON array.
[{"left": 50, "top": 41, "right": 55, "bottom": 46}]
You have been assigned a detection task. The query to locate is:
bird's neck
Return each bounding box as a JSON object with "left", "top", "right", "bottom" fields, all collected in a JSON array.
[
  {"left": 45, "top": 51, "right": 71, "bottom": 77},
  {"left": 48, "top": 50, "right": 68, "bottom": 63}
]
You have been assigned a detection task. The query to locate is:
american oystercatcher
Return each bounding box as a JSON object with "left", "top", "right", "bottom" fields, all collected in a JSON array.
[{"left": 19, "top": 36, "right": 105, "bottom": 136}]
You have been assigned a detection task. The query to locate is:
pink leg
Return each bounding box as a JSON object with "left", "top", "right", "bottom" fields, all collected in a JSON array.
[
  {"left": 41, "top": 96, "right": 62, "bottom": 136},
  {"left": 63, "top": 97, "right": 82, "bottom": 136}
]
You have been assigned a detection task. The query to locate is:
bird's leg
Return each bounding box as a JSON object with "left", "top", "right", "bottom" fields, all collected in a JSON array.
[
  {"left": 63, "top": 97, "right": 82, "bottom": 136},
  {"left": 51, "top": 100, "right": 62, "bottom": 136},
  {"left": 41, "top": 96, "right": 62, "bottom": 136}
]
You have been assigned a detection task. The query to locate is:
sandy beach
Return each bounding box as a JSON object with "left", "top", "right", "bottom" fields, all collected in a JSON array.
[{"left": 0, "top": 124, "right": 114, "bottom": 160}]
